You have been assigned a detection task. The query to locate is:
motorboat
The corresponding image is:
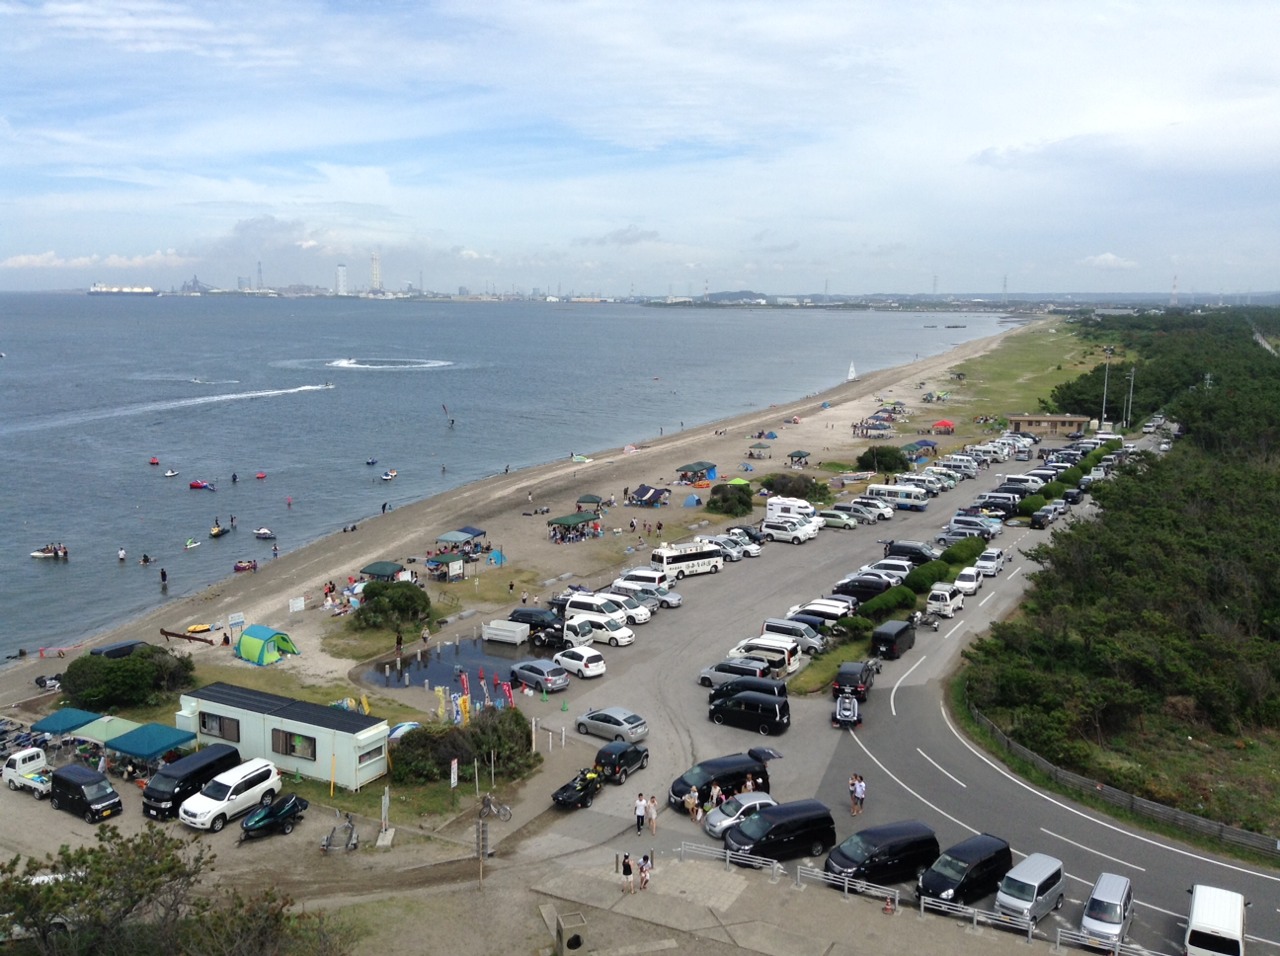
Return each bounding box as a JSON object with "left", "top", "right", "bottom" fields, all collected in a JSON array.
[
  {"left": 149, "top": 457, "right": 160, "bottom": 466},
  {"left": 233, "top": 559, "right": 258, "bottom": 573},
  {"left": 189, "top": 480, "right": 208, "bottom": 489},
  {"left": 164, "top": 469, "right": 179, "bottom": 477},
  {"left": 184, "top": 538, "right": 200, "bottom": 550},
  {"left": 30, "top": 547, "right": 67, "bottom": 560},
  {"left": 254, "top": 528, "right": 276, "bottom": 540},
  {"left": 210, "top": 525, "right": 231, "bottom": 538},
  {"left": 366, "top": 458, "right": 377, "bottom": 466},
  {"left": 238, "top": 792, "right": 308, "bottom": 842},
  {"left": 381, "top": 469, "right": 397, "bottom": 481}
]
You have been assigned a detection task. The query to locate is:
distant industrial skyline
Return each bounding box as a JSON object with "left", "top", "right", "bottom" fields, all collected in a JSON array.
[{"left": 2, "top": 1, "right": 1279, "bottom": 296}]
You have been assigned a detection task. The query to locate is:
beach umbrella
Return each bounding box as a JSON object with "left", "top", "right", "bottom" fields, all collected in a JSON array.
[
  {"left": 749, "top": 442, "right": 771, "bottom": 449},
  {"left": 576, "top": 493, "right": 603, "bottom": 505},
  {"left": 933, "top": 419, "right": 954, "bottom": 429},
  {"left": 787, "top": 450, "right": 810, "bottom": 459}
]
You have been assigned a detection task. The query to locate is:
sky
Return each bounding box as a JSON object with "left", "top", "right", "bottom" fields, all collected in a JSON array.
[{"left": 1, "top": 1, "right": 1278, "bottom": 298}]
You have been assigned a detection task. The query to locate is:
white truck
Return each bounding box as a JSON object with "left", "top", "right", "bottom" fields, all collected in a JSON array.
[
  {"left": 481, "top": 620, "right": 530, "bottom": 645},
  {"left": 530, "top": 617, "right": 594, "bottom": 650},
  {"left": 3, "top": 747, "right": 52, "bottom": 799}
]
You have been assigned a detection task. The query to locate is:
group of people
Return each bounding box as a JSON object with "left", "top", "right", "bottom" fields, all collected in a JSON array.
[
  {"left": 620, "top": 852, "right": 652, "bottom": 894},
  {"left": 36, "top": 543, "right": 69, "bottom": 558},
  {"left": 849, "top": 773, "right": 867, "bottom": 815},
  {"left": 634, "top": 792, "right": 660, "bottom": 836},
  {"left": 682, "top": 777, "right": 760, "bottom": 822},
  {"left": 548, "top": 522, "right": 602, "bottom": 544},
  {"left": 628, "top": 518, "right": 662, "bottom": 536}
]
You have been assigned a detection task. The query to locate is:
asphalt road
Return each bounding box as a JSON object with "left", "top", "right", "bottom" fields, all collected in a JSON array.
[{"left": 544, "top": 446, "right": 1280, "bottom": 954}]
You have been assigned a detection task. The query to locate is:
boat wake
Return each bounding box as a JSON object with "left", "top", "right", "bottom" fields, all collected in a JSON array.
[
  {"left": 1, "top": 384, "right": 336, "bottom": 437},
  {"left": 326, "top": 357, "right": 452, "bottom": 371}
]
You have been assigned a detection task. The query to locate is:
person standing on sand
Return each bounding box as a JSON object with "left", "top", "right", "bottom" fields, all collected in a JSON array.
[{"left": 521, "top": 590, "right": 528, "bottom": 605}]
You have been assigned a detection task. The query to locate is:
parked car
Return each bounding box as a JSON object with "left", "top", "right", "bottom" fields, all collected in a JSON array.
[
  {"left": 975, "top": 549, "right": 1005, "bottom": 576},
  {"left": 816, "top": 510, "right": 858, "bottom": 530},
  {"left": 553, "top": 646, "right": 606, "bottom": 678},
  {"left": 510, "top": 659, "right": 571, "bottom": 693},
  {"left": 954, "top": 567, "right": 983, "bottom": 595},
  {"left": 831, "top": 661, "right": 878, "bottom": 701},
  {"left": 179, "top": 758, "right": 281, "bottom": 833},
  {"left": 858, "top": 558, "right": 914, "bottom": 583},
  {"left": 508, "top": 607, "right": 561, "bottom": 630},
  {"left": 727, "top": 525, "right": 768, "bottom": 545},
  {"left": 853, "top": 497, "right": 894, "bottom": 520},
  {"left": 699, "top": 657, "right": 771, "bottom": 687},
  {"left": 1029, "top": 507, "right": 1056, "bottom": 530},
  {"left": 833, "top": 574, "right": 894, "bottom": 603},
  {"left": 936, "top": 528, "right": 986, "bottom": 547},
  {"left": 703, "top": 791, "right": 778, "bottom": 838},
  {"left": 926, "top": 584, "right": 965, "bottom": 618},
  {"left": 594, "top": 741, "right": 649, "bottom": 784},
  {"left": 576, "top": 706, "right": 648, "bottom": 742}
]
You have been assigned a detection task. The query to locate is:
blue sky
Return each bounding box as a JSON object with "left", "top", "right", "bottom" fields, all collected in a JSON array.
[{"left": 2, "top": 0, "right": 1278, "bottom": 296}]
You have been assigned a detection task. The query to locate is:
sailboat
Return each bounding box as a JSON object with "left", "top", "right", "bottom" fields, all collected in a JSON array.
[{"left": 846, "top": 361, "right": 858, "bottom": 382}]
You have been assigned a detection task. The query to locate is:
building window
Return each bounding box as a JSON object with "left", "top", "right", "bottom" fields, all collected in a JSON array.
[
  {"left": 199, "top": 711, "right": 240, "bottom": 743},
  {"left": 272, "top": 728, "right": 316, "bottom": 762},
  {"left": 357, "top": 745, "right": 384, "bottom": 766}
]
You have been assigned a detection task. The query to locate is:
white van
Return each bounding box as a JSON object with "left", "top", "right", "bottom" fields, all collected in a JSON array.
[
  {"left": 760, "top": 618, "right": 827, "bottom": 655},
  {"left": 971, "top": 443, "right": 1009, "bottom": 462},
  {"left": 611, "top": 578, "right": 683, "bottom": 609},
  {"left": 1185, "top": 884, "right": 1247, "bottom": 956},
  {"left": 618, "top": 567, "right": 669, "bottom": 589},
  {"left": 730, "top": 635, "right": 801, "bottom": 674},
  {"left": 895, "top": 473, "right": 942, "bottom": 496},
  {"left": 563, "top": 593, "right": 630, "bottom": 627},
  {"left": 765, "top": 496, "right": 816, "bottom": 522},
  {"left": 1003, "top": 474, "right": 1045, "bottom": 493},
  {"left": 922, "top": 466, "right": 959, "bottom": 489},
  {"left": 938, "top": 455, "right": 978, "bottom": 478}
]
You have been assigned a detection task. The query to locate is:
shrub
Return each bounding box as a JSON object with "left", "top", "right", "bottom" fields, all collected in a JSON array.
[
  {"left": 1018, "top": 494, "right": 1047, "bottom": 517},
  {"left": 855, "top": 447, "right": 911, "bottom": 475},
  {"left": 352, "top": 581, "right": 431, "bottom": 637},
  {"left": 1041, "top": 480, "right": 1066, "bottom": 500},
  {"left": 940, "top": 536, "right": 987, "bottom": 565},
  {"left": 858, "top": 585, "right": 916, "bottom": 619},
  {"left": 759, "top": 473, "right": 829, "bottom": 503},
  {"left": 904, "top": 560, "right": 950, "bottom": 593},
  {"left": 706, "top": 483, "right": 754, "bottom": 517},
  {"left": 391, "top": 706, "right": 540, "bottom": 784},
  {"left": 61, "top": 646, "right": 195, "bottom": 710},
  {"left": 835, "top": 615, "right": 873, "bottom": 644}
]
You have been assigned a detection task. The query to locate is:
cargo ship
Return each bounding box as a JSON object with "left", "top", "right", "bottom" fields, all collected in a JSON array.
[{"left": 88, "top": 282, "right": 159, "bottom": 296}]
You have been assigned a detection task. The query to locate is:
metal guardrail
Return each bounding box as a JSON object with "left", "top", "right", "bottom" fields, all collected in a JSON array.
[
  {"left": 793, "top": 863, "right": 901, "bottom": 909},
  {"left": 678, "top": 841, "right": 786, "bottom": 882},
  {"left": 969, "top": 703, "right": 1280, "bottom": 859},
  {"left": 916, "top": 895, "right": 1035, "bottom": 941},
  {"left": 1053, "top": 927, "right": 1170, "bottom": 956}
]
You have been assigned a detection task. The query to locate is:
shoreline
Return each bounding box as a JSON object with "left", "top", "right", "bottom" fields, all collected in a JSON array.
[{"left": 1, "top": 320, "right": 1039, "bottom": 711}]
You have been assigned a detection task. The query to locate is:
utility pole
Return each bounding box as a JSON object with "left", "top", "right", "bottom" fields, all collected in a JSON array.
[
  {"left": 1100, "top": 347, "right": 1114, "bottom": 427},
  {"left": 1124, "top": 366, "right": 1136, "bottom": 428}
]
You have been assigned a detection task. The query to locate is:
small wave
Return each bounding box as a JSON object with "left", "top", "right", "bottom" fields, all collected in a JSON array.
[
  {"left": 190, "top": 378, "right": 241, "bottom": 385},
  {"left": 326, "top": 357, "right": 452, "bottom": 370}
]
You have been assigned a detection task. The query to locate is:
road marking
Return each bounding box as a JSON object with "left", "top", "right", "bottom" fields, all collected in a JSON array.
[
  {"left": 941, "top": 619, "right": 962, "bottom": 641},
  {"left": 1008, "top": 564, "right": 1023, "bottom": 579},
  {"left": 938, "top": 703, "right": 1280, "bottom": 886},
  {"left": 917, "top": 748, "right": 966, "bottom": 787},
  {"left": 979, "top": 590, "right": 996, "bottom": 607},
  {"left": 889, "top": 654, "right": 928, "bottom": 716},
  {"left": 852, "top": 724, "right": 977, "bottom": 836},
  {"left": 1040, "top": 827, "right": 1145, "bottom": 871}
]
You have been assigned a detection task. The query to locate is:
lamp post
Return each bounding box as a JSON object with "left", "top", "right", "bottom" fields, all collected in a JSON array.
[
  {"left": 1123, "top": 366, "right": 1136, "bottom": 429},
  {"left": 1100, "top": 347, "right": 1115, "bottom": 428}
]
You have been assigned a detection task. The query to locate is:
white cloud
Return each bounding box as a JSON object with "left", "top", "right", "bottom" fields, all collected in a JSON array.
[{"left": 1081, "top": 253, "right": 1139, "bottom": 271}]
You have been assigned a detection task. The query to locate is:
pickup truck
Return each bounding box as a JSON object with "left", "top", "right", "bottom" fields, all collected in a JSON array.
[
  {"left": 530, "top": 617, "right": 593, "bottom": 650},
  {"left": 3, "top": 747, "right": 51, "bottom": 798}
]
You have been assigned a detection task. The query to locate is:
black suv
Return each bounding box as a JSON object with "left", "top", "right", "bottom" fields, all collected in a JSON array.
[
  {"left": 595, "top": 741, "right": 649, "bottom": 785},
  {"left": 509, "top": 607, "right": 560, "bottom": 629},
  {"left": 832, "top": 661, "right": 878, "bottom": 701},
  {"left": 833, "top": 574, "right": 893, "bottom": 603}
]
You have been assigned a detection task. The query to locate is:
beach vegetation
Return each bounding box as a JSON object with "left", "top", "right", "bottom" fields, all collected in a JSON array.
[
  {"left": 60, "top": 645, "right": 195, "bottom": 710},
  {"left": 389, "top": 706, "right": 540, "bottom": 785},
  {"left": 938, "top": 536, "right": 986, "bottom": 566},
  {"left": 758, "top": 472, "right": 830, "bottom": 503},
  {"left": 854, "top": 446, "right": 910, "bottom": 475},
  {"left": 351, "top": 581, "right": 431, "bottom": 639},
  {"left": 1016, "top": 494, "right": 1046, "bottom": 517},
  {"left": 903, "top": 560, "right": 950, "bottom": 594},
  {"left": 959, "top": 309, "right": 1280, "bottom": 830},
  {"left": 856, "top": 586, "right": 916, "bottom": 620},
  {"left": 706, "top": 482, "right": 754, "bottom": 517}
]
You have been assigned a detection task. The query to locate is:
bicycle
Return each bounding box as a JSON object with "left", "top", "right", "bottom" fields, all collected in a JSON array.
[{"left": 480, "top": 792, "right": 512, "bottom": 821}]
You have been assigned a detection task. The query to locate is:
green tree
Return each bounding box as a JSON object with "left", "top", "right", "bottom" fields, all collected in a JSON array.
[
  {"left": 855, "top": 446, "right": 911, "bottom": 475},
  {"left": 706, "top": 483, "right": 753, "bottom": 517},
  {"left": 352, "top": 581, "right": 431, "bottom": 639}
]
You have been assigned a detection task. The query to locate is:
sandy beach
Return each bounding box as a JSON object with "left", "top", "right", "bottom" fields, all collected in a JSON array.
[{"left": 1, "top": 322, "right": 1032, "bottom": 715}]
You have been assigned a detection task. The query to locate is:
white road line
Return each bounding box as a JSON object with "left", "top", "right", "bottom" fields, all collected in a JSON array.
[
  {"left": 938, "top": 702, "right": 1280, "bottom": 886},
  {"left": 889, "top": 654, "right": 928, "bottom": 717},
  {"left": 1041, "top": 827, "right": 1146, "bottom": 871},
  {"left": 852, "top": 728, "right": 977, "bottom": 836},
  {"left": 1008, "top": 565, "right": 1023, "bottom": 579},
  {"left": 979, "top": 590, "right": 996, "bottom": 607},
  {"left": 917, "top": 748, "right": 966, "bottom": 787},
  {"left": 942, "top": 620, "right": 962, "bottom": 641}
]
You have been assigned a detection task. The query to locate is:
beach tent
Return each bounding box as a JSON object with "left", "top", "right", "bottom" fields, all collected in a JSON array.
[
  {"left": 787, "top": 450, "right": 810, "bottom": 460},
  {"left": 435, "top": 530, "right": 471, "bottom": 545},
  {"left": 360, "top": 561, "right": 405, "bottom": 581},
  {"left": 75, "top": 715, "right": 142, "bottom": 746},
  {"left": 764, "top": 431, "right": 778, "bottom": 439},
  {"left": 388, "top": 721, "right": 421, "bottom": 743},
  {"left": 547, "top": 513, "right": 596, "bottom": 528},
  {"left": 675, "top": 461, "right": 718, "bottom": 481},
  {"left": 235, "top": 624, "right": 300, "bottom": 667},
  {"left": 727, "top": 477, "right": 751, "bottom": 486},
  {"left": 682, "top": 494, "right": 702, "bottom": 507},
  {"left": 31, "top": 707, "right": 101, "bottom": 736},
  {"left": 457, "top": 525, "right": 486, "bottom": 540},
  {"left": 105, "top": 723, "right": 196, "bottom": 761},
  {"left": 749, "top": 442, "right": 771, "bottom": 450},
  {"left": 429, "top": 553, "right": 467, "bottom": 581},
  {"left": 933, "top": 419, "right": 954, "bottom": 429},
  {"left": 630, "top": 484, "right": 670, "bottom": 507},
  {"left": 917, "top": 439, "right": 937, "bottom": 447},
  {"left": 576, "top": 494, "right": 603, "bottom": 505}
]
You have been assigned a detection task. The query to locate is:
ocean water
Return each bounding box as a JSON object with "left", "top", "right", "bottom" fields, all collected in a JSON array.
[{"left": 0, "top": 294, "right": 1008, "bottom": 659}]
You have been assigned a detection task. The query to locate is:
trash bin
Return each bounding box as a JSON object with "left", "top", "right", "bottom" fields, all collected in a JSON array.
[{"left": 556, "top": 912, "right": 587, "bottom": 954}]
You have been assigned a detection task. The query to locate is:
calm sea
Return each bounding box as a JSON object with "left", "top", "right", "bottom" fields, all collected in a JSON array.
[{"left": 0, "top": 294, "right": 1008, "bottom": 659}]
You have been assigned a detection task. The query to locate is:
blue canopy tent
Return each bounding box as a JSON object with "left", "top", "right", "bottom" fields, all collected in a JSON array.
[
  {"left": 105, "top": 723, "right": 196, "bottom": 761},
  {"left": 31, "top": 708, "right": 101, "bottom": 735},
  {"left": 457, "top": 525, "right": 486, "bottom": 539},
  {"left": 435, "top": 530, "right": 472, "bottom": 545},
  {"left": 630, "top": 484, "right": 670, "bottom": 507}
]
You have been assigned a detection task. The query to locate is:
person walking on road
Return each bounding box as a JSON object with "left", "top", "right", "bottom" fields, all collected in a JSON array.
[
  {"left": 621, "top": 853, "right": 635, "bottom": 894},
  {"left": 854, "top": 775, "right": 866, "bottom": 815},
  {"left": 849, "top": 773, "right": 858, "bottom": 815},
  {"left": 646, "top": 795, "right": 658, "bottom": 835},
  {"left": 634, "top": 793, "right": 647, "bottom": 835}
]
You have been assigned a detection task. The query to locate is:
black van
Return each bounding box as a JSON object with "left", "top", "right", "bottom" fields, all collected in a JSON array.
[
  {"left": 708, "top": 676, "right": 787, "bottom": 705},
  {"left": 90, "top": 639, "right": 148, "bottom": 658},
  {"left": 50, "top": 764, "right": 123, "bottom": 823},
  {"left": 833, "top": 574, "right": 893, "bottom": 603},
  {"left": 824, "top": 820, "right": 940, "bottom": 887},
  {"left": 883, "top": 540, "right": 942, "bottom": 566},
  {"left": 871, "top": 620, "right": 916, "bottom": 660},
  {"left": 917, "top": 833, "right": 1013, "bottom": 904},
  {"left": 709, "top": 692, "right": 791, "bottom": 736},
  {"left": 668, "top": 748, "right": 778, "bottom": 809},
  {"left": 723, "top": 799, "right": 837, "bottom": 862},
  {"left": 141, "top": 743, "right": 242, "bottom": 820}
]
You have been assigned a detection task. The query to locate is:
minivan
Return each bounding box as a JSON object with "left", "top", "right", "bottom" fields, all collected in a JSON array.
[
  {"left": 996, "top": 852, "right": 1065, "bottom": 923},
  {"left": 723, "top": 799, "right": 836, "bottom": 862},
  {"left": 616, "top": 567, "right": 669, "bottom": 590},
  {"left": 824, "top": 820, "right": 940, "bottom": 887},
  {"left": 50, "top": 764, "right": 123, "bottom": 823},
  {"left": 731, "top": 636, "right": 801, "bottom": 674},
  {"left": 785, "top": 600, "right": 855, "bottom": 630},
  {"left": 871, "top": 619, "right": 916, "bottom": 659},
  {"left": 926, "top": 584, "right": 965, "bottom": 618},
  {"left": 1080, "top": 872, "right": 1134, "bottom": 947},
  {"left": 883, "top": 540, "right": 943, "bottom": 566},
  {"left": 1185, "top": 884, "right": 1248, "bottom": 956},
  {"left": 709, "top": 691, "right": 791, "bottom": 736},
  {"left": 761, "top": 618, "right": 827, "bottom": 655},
  {"left": 668, "top": 748, "right": 776, "bottom": 809},
  {"left": 563, "top": 593, "right": 630, "bottom": 627},
  {"left": 833, "top": 574, "right": 894, "bottom": 603},
  {"left": 179, "top": 757, "right": 281, "bottom": 832},
  {"left": 142, "top": 743, "right": 242, "bottom": 820},
  {"left": 699, "top": 657, "right": 771, "bottom": 687},
  {"left": 917, "top": 833, "right": 1012, "bottom": 904},
  {"left": 611, "top": 578, "right": 683, "bottom": 608},
  {"left": 708, "top": 675, "right": 788, "bottom": 705}
]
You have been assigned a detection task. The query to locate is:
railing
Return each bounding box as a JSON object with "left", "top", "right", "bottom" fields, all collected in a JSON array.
[
  {"left": 1054, "top": 927, "right": 1172, "bottom": 956},
  {"left": 793, "top": 863, "right": 901, "bottom": 909},
  {"left": 915, "top": 895, "right": 1034, "bottom": 941},
  {"left": 968, "top": 703, "right": 1280, "bottom": 860},
  {"left": 677, "top": 841, "right": 786, "bottom": 882}
]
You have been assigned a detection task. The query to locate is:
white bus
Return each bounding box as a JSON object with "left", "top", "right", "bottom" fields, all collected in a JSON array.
[
  {"left": 649, "top": 541, "right": 724, "bottom": 579},
  {"left": 863, "top": 483, "right": 929, "bottom": 512}
]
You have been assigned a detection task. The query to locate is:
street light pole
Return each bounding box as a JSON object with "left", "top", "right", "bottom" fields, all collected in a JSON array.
[
  {"left": 1124, "top": 366, "right": 1136, "bottom": 428},
  {"left": 1100, "top": 348, "right": 1113, "bottom": 427}
]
